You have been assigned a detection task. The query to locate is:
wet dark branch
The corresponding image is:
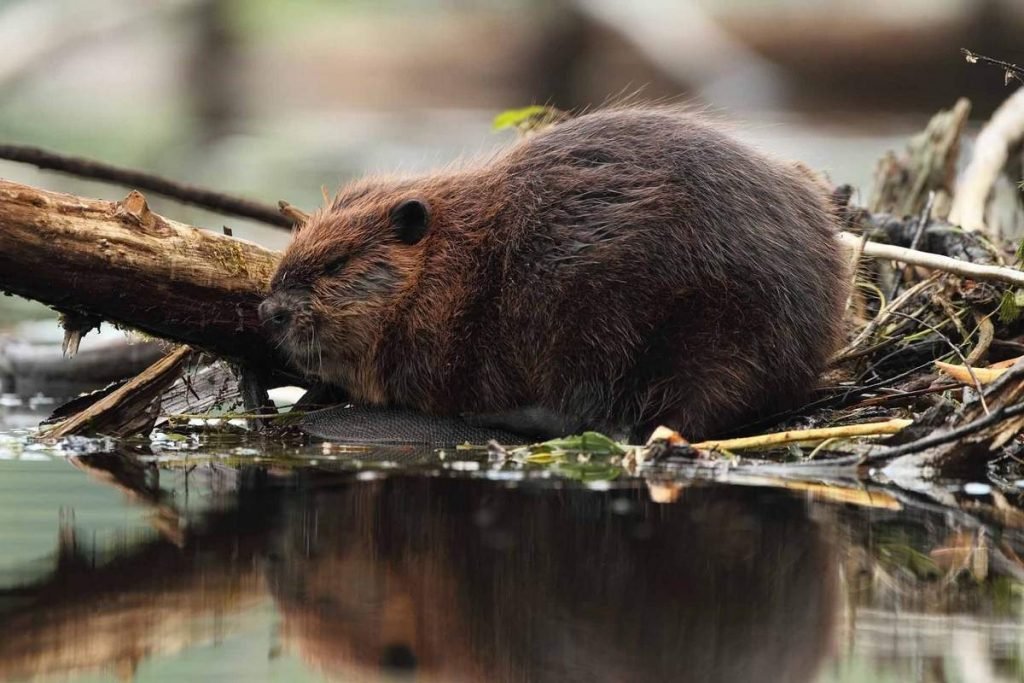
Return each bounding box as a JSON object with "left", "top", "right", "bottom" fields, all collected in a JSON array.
[
  {"left": 962, "top": 49, "right": 1024, "bottom": 86},
  {"left": 0, "top": 143, "right": 293, "bottom": 228}
]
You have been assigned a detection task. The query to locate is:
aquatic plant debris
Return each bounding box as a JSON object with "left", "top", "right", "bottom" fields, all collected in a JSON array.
[{"left": 485, "top": 431, "right": 630, "bottom": 482}]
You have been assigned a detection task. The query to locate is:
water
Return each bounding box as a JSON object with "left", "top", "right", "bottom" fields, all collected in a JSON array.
[{"left": 0, "top": 417, "right": 1022, "bottom": 683}]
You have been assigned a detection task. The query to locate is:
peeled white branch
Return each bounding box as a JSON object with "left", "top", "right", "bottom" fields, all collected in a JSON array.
[{"left": 839, "top": 231, "right": 1024, "bottom": 287}]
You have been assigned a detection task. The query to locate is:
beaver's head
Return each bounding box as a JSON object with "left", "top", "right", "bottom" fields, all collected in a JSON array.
[{"left": 261, "top": 181, "right": 431, "bottom": 400}]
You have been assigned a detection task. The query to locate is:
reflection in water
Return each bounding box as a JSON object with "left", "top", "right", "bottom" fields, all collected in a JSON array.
[
  {"left": 269, "top": 480, "right": 837, "bottom": 682},
  {"left": 0, "top": 465, "right": 839, "bottom": 683},
  {"left": 0, "top": 466, "right": 276, "bottom": 681},
  {"left": 4, "top": 450, "right": 1024, "bottom": 682}
]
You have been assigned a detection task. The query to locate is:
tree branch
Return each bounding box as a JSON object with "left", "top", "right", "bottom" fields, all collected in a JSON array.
[
  {"left": 962, "top": 49, "right": 1024, "bottom": 86},
  {"left": 0, "top": 143, "right": 293, "bottom": 228},
  {"left": 839, "top": 231, "right": 1024, "bottom": 286}
]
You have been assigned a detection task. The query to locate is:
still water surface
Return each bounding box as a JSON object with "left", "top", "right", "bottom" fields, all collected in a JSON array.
[{"left": 0, "top": 409, "right": 1022, "bottom": 683}]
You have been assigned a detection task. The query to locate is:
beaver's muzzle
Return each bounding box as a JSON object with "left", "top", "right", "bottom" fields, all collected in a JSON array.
[{"left": 259, "top": 292, "right": 300, "bottom": 332}]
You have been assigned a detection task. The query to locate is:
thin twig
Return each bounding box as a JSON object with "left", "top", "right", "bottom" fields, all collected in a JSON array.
[
  {"left": 962, "top": 49, "right": 1024, "bottom": 85},
  {"left": 848, "top": 382, "right": 959, "bottom": 409},
  {"left": 278, "top": 200, "right": 310, "bottom": 228},
  {"left": 887, "top": 191, "right": 935, "bottom": 301},
  {"left": 909, "top": 191, "right": 935, "bottom": 252},
  {"left": 0, "top": 143, "right": 293, "bottom": 228},
  {"left": 887, "top": 310, "right": 989, "bottom": 415},
  {"left": 761, "top": 402, "right": 1024, "bottom": 471},
  {"left": 739, "top": 355, "right": 945, "bottom": 435},
  {"left": 836, "top": 273, "right": 940, "bottom": 360}
]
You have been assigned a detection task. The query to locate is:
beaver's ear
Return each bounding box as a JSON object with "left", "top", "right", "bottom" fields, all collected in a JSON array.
[{"left": 390, "top": 199, "right": 429, "bottom": 245}]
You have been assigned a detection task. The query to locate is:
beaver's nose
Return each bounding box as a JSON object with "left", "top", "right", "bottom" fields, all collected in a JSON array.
[{"left": 259, "top": 297, "right": 291, "bottom": 329}]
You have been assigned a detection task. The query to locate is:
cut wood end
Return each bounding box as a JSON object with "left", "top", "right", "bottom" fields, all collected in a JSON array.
[
  {"left": 115, "top": 190, "right": 164, "bottom": 234},
  {"left": 120, "top": 190, "right": 151, "bottom": 219},
  {"left": 278, "top": 200, "right": 310, "bottom": 231}
]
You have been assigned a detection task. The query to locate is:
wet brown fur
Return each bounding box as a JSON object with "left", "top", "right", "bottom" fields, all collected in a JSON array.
[{"left": 266, "top": 107, "right": 850, "bottom": 440}]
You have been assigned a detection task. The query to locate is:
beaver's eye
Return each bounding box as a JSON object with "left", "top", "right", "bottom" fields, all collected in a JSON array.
[{"left": 324, "top": 256, "right": 348, "bottom": 276}]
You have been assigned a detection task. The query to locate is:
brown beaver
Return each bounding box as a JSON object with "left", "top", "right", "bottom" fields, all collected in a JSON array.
[{"left": 260, "top": 107, "right": 849, "bottom": 441}]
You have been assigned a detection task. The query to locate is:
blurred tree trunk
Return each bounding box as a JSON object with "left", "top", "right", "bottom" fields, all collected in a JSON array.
[{"left": 188, "top": 0, "right": 241, "bottom": 145}]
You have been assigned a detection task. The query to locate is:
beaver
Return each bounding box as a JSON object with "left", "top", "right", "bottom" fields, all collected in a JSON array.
[{"left": 260, "top": 107, "right": 849, "bottom": 441}]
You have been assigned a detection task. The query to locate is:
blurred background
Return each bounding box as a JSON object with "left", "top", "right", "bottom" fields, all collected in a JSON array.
[{"left": 0, "top": 0, "right": 1022, "bottom": 325}]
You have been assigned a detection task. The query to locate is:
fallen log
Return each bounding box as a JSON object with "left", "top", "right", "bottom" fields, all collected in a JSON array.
[{"left": 0, "top": 178, "right": 291, "bottom": 374}]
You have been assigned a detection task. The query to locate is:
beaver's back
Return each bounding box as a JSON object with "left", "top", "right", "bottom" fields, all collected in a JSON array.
[{"left": 478, "top": 109, "right": 848, "bottom": 439}]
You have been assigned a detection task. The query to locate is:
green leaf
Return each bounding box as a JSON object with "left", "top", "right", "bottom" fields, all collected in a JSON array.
[
  {"left": 536, "top": 431, "right": 627, "bottom": 456},
  {"left": 492, "top": 105, "right": 568, "bottom": 134}
]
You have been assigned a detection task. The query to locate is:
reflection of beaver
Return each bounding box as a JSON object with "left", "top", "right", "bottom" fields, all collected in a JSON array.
[
  {"left": 268, "top": 479, "right": 838, "bottom": 682},
  {"left": 261, "top": 108, "right": 849, "bottom": 440}
]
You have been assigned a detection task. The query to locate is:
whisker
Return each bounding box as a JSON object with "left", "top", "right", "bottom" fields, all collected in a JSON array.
[{"left": 317, "top": 334, "right": 324, "bottom": 377}]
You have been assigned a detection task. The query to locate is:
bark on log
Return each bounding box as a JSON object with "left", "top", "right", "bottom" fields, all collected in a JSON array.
[{"left": 0, "top": 178, "right": 289, "bottom": 373}]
